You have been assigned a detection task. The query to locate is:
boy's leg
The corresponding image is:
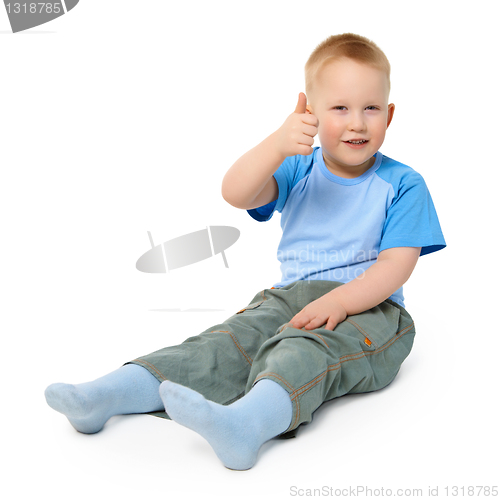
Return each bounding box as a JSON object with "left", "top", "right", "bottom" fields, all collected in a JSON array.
[{"left": 45, "top": 364, "right": 163, "bottom": 433}]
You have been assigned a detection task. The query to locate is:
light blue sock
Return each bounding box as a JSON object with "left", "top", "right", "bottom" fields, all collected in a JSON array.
[
  {"left": 44, "top": 364, "right": 163, "bottom": 434},
  {"left": 159, "top": 378, "right": 293, "bottom": 470}
]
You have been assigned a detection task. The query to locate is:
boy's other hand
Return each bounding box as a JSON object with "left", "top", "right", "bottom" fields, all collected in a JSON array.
[
  {"left": 275, "top": 92, "right": 319, "bottom": 158},
  {"left": 290, "top": 294, "right": 347, "bottom": 331}
]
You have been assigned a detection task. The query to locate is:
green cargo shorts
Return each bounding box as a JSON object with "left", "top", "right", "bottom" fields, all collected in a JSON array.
[{"left": 127, "top": 280, "right": 415, "bottom": 436}]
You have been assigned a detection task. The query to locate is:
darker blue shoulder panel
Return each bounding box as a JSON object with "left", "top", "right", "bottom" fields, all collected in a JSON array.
[{"left": 247, "top": 148, "right": 318, "bottom": 222}]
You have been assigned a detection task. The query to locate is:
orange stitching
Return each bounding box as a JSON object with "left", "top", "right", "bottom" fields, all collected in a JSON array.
[
  {"left": 226, "top": 331, "right": 253, "bottom": 366},
  {"left": 291, "top": 369, "right": 330, "bottom": 398},
  {"left": 278, "top": 323, "right": 290, "bottom": 334},
  {"left": 396, "top": 323, "right": 415, "bottom": 337},
  {"left": 292, "top": 386, "right": 301, "bottom": 429},
  {"left": 236, "top": 289, "right": 268, "bottom": 314},
  {"left": 309, "top": 331, "right": 329, "bottom": 348},
  {"left": 132, "top": 360, "right": 166, "bottom": 381},
  {"left": 209, "top": 330, "right": 253, "bottom": 366}
]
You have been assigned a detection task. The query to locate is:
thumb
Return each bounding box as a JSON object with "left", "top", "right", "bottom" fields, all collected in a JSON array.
[{"left": 294, "top": 92, "right": 307, "bottom": 114}]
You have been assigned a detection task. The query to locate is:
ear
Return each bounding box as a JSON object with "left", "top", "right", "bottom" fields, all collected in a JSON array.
[{"left": 386, "top": 103, "right": 395, "bottom": 128}]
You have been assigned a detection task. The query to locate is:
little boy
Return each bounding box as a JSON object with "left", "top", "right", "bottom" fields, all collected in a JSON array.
[{"left": 45, "top": 33, "right": 446, "bottom": 470}]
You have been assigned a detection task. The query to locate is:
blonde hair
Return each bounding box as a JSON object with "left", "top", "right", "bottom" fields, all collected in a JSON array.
[{"left": 305, "top": 33, "right": 391, "bottom": 95}]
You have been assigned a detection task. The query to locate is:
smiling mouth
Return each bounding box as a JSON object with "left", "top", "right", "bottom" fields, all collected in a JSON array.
[{"left": 345, "top": 140, "right": 368, "bottom": 145}]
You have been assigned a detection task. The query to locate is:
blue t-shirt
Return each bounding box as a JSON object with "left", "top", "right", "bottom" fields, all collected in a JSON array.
[{"left": 248, "top": 147, "right": 446, "bottom": 307}]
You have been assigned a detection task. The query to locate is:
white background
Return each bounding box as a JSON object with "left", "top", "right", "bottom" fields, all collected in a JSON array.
[{"left": 1, "top": 1, "right": 498, "bottom": 498}]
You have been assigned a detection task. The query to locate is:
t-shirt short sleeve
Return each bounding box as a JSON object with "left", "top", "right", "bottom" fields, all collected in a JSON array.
[
  {"left": 247, "top": 149, "right": 317, "bottom": 222},
  {"left": 378, "top": 167, "right": 446, "bottom": 256}
]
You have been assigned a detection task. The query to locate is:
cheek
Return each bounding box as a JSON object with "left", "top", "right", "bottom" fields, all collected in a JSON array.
[
  {"left": 370, "top": 117, "right": 389, "bottom": 137},
  {"left": 371, "top": 124, "right": 387, "bottom": 145},
  {"left": 318, "top": 119, "right": 342, "bottom": 141}
]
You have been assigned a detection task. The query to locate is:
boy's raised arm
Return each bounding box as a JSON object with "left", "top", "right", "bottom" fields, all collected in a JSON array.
[{"left": 221, "top": 93, "right": 318, "bottom": 210}]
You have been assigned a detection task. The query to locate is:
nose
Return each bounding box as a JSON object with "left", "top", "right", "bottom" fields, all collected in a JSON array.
[{"left": 348, "top": 111, "right": 366, "bottom": 132}]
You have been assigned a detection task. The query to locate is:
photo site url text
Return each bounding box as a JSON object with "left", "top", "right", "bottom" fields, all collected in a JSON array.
[{"left": 290, "top": 485, "right": 499, "bottom": 497}]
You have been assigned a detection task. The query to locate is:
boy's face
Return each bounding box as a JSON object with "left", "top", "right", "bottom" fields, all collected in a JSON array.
[{"left": 307, "top": 58, "right": 395, "bottom": 178}]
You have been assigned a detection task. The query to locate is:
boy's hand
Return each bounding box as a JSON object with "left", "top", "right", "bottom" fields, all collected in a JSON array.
[
  {"left": 289, "top": 248, "right": 421, "bottom": 332},
  {"left": 290, "top": 293, "right": 347, "bottom": 331},
  {"left": 275, "top": 93, "right": 319, "bottom": 158}
]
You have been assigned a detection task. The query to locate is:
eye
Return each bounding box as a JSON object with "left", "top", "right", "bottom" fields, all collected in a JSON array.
[
  {"left": 365, "top": 106, "right": 380, "bottom": 111},
  {"left": 332, "top": 106, "right": 347, "bottom": 111}
]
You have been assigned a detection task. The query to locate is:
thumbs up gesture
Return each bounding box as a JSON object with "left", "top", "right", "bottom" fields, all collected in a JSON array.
[{"left": 275, "top": 92, "right": 319, "bottom": 158}]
